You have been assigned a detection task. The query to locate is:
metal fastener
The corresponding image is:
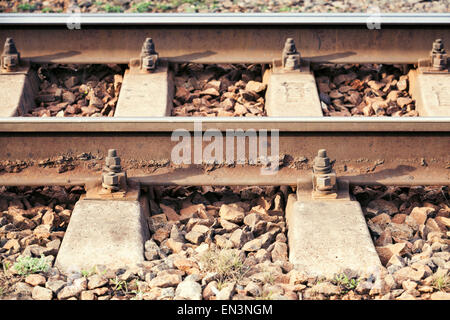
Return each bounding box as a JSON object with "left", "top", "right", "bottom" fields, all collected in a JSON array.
[
  {"left": 312, "top": 149, "right": 337, "bottom": 196},
  {"left": 102, "top": 149, "right": 123, "bottom": 191},
  {"left": 282, "top": 38, "right": 301, "bottom": 71},
  {"left": 1, "top": 38, "right": 20, "bottom": 72},
  {"left": 313, "top": 149, "right": 332, "bottom": 174},
  {"left": 430, "top": 39, "right": 447, "bottom": 71},
  {"left": 140, "top": 38, "right": 159, "bottom": 72}
]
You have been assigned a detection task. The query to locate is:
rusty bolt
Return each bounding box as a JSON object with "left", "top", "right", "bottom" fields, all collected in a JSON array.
[
  {"left": 1, "top": 38, "right": 20, "bottom": 72},
  {"left": 285, "top": 55, "right": 299, "bottom": 71},
  {"left": 282, "top": 38, "right": 301, "bottom": 71},
  {"left": 316, "top": 176, "right": 333, "bottom": 191},
  {"left": 432, "top": 39, "right": 444, "bottom": 52},
  {"left": 313, "top": 149, "right": 332, "bottom": 174},
  {"left": 140, "top": 38, "right": 159, "bottom": 72},
  {"left": 283, "top": 38, "right": 297, "bottom": 55},
  {"left": 431, "top": 39, "right": 447, "bottom": 71},
  {"left": 105, "top": 148, "right": 121, "bottom": 172},
  {"left": 103, "top": 172, "right": 119, "bottom": 186}
]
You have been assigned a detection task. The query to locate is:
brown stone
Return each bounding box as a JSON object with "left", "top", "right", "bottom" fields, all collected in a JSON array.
[
  {"left": 410, "top": 207, "right": 433, "bottom": 225},
  {"left": 219, "top": 204, "right": 245, "bottom": 224},
  {"left": 375, "top": 229, "right": 392, "bottom": 247},
  {"left": 370, "top": 213, "right": 391, "bottom": 225},
  {"left": 153, "top": 227, "right": 170, "bottom": 244},
  {"left": 392, "top": 214, "right": 407, "bottom": 224},
  {"left": 173, "top": 257, "right": 199, "bottom": 272},
  {"left": 376, "top": 243, "right": 408, "bottom": 266},
  {"left": 160, "top": 204, "right": 181, "bottom": 221},
  {"left": 25, "top": 274, "right": 46, "bottom": 287}
]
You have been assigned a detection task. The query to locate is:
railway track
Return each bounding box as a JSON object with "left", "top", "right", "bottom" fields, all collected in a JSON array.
[{"left": 0, "top": 13, "right": 449, "bottom": 301}]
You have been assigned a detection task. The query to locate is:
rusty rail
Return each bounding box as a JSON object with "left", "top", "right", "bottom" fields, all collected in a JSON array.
[{"left": 0, "top": 14, "right": 449, "bottom": 64}]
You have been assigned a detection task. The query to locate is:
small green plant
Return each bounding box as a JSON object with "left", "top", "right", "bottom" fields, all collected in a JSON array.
[
  {"left": 13, "top": 255, "right": 50, "bottom": 276},
  {"left": 17, "top": 3, "right": 36, "bottom": 11},
  {"left": 41, "top": 7, "right": 53, "bottom": 13},
  {"left": 200, "top": 248, "right": 248, "bottom": 284},
  {"left": 2, "top": 261, "right": 10, "bottom": 273},
  {"left": 155, "top": 3, "right": 173, "bottom": 11},
  {"left": 130, "top": 281, "right": 143, "bottom": 300},
  {"left": 279, "top": 6, "right": 292, "bottom": 12},
  {"left": 334, "top": 273, "right": 359, "bottom": 293},
  {"left": 103, "top": 4, "right": 123, "bottom": 13},
  {"left": 432, "top": 275, "right": 450, "bottom": 291},
  {"left": 263, "top": 272, "right": 275, "bottom": 285},
  {"left": 81, "top": 267, "right": 96, "bottom": 277},
  {"left": 133, "top": 2, "right": 153, "bottom": 13},
  {"left": 111, "top": 277, "right": 128, "bottom": 294}
]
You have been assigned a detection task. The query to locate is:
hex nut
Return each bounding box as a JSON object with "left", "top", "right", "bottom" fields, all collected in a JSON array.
[
  {"left": 314, "top": 156, "right": 330, "bottom": 168},
  {"left": 103, "top": 172, "right": 119, "bottom": 186},
  {"left": 317, "top": 176, "right": 332, "bottom": 188},
  {"left": 106, "top": 156, "right": 121, "bottom": 167}
]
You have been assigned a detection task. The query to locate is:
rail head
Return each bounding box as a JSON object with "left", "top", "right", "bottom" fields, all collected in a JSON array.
[
  {"left": 0, "top": 117, "right": 450, "bottom": 132},
  {"left": 1, "top": 13, "right": 450, "bottom": 26}
]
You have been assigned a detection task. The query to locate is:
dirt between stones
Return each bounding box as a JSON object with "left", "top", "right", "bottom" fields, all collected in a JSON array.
[
  {"left": 0, "top": 185, "right": 449, "bottom": 300},
  {"left": 171, "top": 63, "right": 267, "bottom": 117},
  {"left": 313, "top": 63, "right": 418, "bottom": 117},
  {"left": 23, "top": 64, "right": 125, "bottom": 117}
]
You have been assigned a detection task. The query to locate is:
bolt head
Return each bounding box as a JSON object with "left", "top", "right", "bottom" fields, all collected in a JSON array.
[
  {"left": 142, "top": 55, "right": 157, "bottom": 70},
  {"left": 2, "top": 54, "right": 18, "bottom": 70}
]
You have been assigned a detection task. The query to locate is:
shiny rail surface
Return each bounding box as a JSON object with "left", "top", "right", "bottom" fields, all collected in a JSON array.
[
  {"left": 0, "top": 13, "right": 449, "bottom": 64},
  {"left": 0, "top": 118, "right": 450, "bottom": 132}
]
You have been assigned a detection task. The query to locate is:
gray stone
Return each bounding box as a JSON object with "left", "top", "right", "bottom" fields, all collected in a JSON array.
[
  {"left": 175, "top": 279, "right": 202, "bottom": 300},
  {"left": 87, "top": 274, "right": 108, "bottom": 290},
  {"left": 144, "top": 239, "right": 160, "bottom": 260},
  {"left": 159, "top": 287, "right": 176, "bottom": 300},
  {"left": 57, "top": 281, "right": 85, "bottom": 300},
  {"left": 216, "top": 282, "right": 236, "bottom": 300},
  {"left": 311, "top": 282, "right": 341, "bottom": 296},
  {"left": 242, "top": 238, "right": 262, "bottom": 252},
  {"left": 32, "top": 286, "right": 53, "bottom": 300},
  {"left": 170, "top": 225, "right": 185, "bottom": 243},
  {"left": 219, "top": 204, "right": 245, "bottom": 224},
  {"left": 271, "top": 242, "right": 288, "bottom": 262},
  {"left": 149, "top": 273, "right": 182, "bottom": 288},
  {"left": 366, "top": 199, "right": 398, "bottom": 216},
  {"left": 14, "top": 282, "right": 33, "bottom": 296},
  {"left": 45, "top": 279, "right": 67, "bottom": 294},
  {"left": 244, "top": 281, "right": 261, "bottom": 297},
  {"left": 229, "top": 229, "right": 252, "bottom": 248},
  {"left": 243, "top": 213, "right": 262, "bottom": 228}
]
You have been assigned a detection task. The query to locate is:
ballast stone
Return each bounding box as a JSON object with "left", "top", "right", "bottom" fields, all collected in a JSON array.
[{"left": 55, "top": 200, "right": 149, "bottom": 274}]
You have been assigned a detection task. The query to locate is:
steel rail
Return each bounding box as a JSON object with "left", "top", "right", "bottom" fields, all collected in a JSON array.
[
  {"left": 1, "top": 13, "right": 450, "bottom": 25},
  {"left": 0, "top": 170, "right": 449, "bottom": 187},
  {"left": 0, "top": 14, "right": 449, "bottom": 64},
  {"left": 0, "top": 117, "right": 450, "bottom": 132}
]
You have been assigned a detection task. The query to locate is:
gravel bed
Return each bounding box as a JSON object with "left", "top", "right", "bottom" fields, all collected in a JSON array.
[
  {"left": 1, "top": 185, "right": 448, "bottom": 300},
  {"left": 23, "top": 64, "right": 125, "bottom": 117},
  {"left": 1, "top": 0, "right": 448, "bottom": 13},
  {"left": 172, "top": 63, "right": 267, "bottom": 117},
  {"left": 313, "top": 63, "right": 417, "bottom": 117}
]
